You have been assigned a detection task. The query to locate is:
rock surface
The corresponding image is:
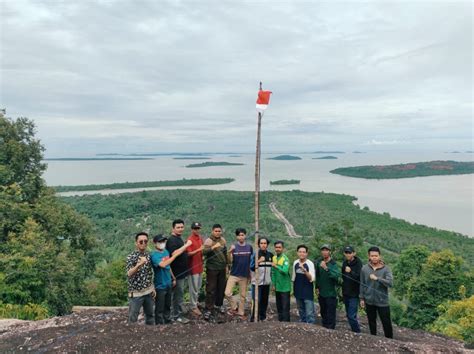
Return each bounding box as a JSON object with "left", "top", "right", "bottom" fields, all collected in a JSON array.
[{"left": 1, "top": 308, "right": 471, "bottom": 353}]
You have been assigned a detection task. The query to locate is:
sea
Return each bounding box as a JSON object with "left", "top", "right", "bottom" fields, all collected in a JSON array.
[{"left": 43, "top": 151, "right": 474, "bottom": 237}]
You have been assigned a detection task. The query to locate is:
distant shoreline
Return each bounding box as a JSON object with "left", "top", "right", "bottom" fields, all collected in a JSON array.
[
  {"left": 44, "top": 158, "right": 154, "bottom": 161},
  {"left": 53, "top": 178, "right": 235, "bottom": 192}
]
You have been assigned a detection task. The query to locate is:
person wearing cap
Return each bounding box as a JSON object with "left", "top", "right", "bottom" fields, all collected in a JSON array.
[
  {"left": 225, "top": 228, "right": 253, "bottom": 319},
  {"left": 292, "top": 244, "right": 316, "bottom": 324},
  {"left": 315, "top": 244, "right": 340, "bottom": 329},
  {"left": 271, "top": 240, "right": 291, "bottom": 322},
  {"left": 166, "top": 219, "right": 192, "bottom": 324},
  {"left": 187, "top": 222, "right": 205, "bottom": 317},
  {"left": 126, "top": 232, "right": 155, "bottom": 324},
  {"left": 342, "top": 246, "right": 363, "bottom": 333},
  {"left": 150, "top": 234, "right": 189, "bottom": 324}
]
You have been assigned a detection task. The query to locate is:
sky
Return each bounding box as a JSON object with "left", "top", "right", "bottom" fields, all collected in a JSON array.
[{"left": 1, "top": 0, "right": 472, "bottom": 156}]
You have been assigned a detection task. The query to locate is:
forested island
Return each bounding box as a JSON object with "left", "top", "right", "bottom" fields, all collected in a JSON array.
[
  {"left": 267, "top": 155, "right": 302, "bottom": 160},
  {"left": 313, "top": 156, "right": 338, "bottom": 160},
  {"left": 185, "top": 161, "right": 244, "bottom": 168},
  {"left": 53, "top": 178, "right": 235, "bottom": 192},
  {"left": 44, "top": 157, "right": 154, "bottom": 161},
  {"left": 270, "top": 179, "right": 301, "bottom": 185},
  {"left": 331, "top": 160, "right": 474, "bottom": 179}
]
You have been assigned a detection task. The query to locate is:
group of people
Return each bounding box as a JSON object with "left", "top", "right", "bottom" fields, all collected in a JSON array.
[{"left": 126, "top": 219, "right": 394, "bottom": 338}]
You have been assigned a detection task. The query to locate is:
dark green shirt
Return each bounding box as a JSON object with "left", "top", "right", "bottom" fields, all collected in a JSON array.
[{"left": 315, "top": 257, "right": 340, "bottom": 298}]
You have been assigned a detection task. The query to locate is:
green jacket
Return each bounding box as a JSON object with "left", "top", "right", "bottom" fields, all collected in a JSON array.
[
  {"left": 203, "top": 235, "right": 228, "bottom": 271},
  {"left": 271, "top": 253, "right": 291, "bottom": 292},
  {"left": 315, "top": 257, "right": 340, "bottom": 298}
]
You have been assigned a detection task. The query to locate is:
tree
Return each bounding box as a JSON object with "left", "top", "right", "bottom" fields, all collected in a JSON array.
[
  {"left": 311, "top": 219, "right": 363, "bottom": 262},
  {"left": 429, "top": 295, "right": 474, "bottom": 345},
  {"left": 83, "top": 260, "right": 128, "bottom": 306},
  {"left": 0, "top": 115, "right": 98, "bottom": 316},
  {"left": 0, "top": 117, "right": 46, "bottom": 203},
  {"left": 406, "top": 250, "right": 467, "bottom": 329},
  {"left": 393, "top": 245, "right": 431, "bottom": 298}
]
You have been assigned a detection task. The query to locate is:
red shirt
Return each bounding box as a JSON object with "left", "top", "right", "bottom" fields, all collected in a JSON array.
[{"left": 187, "top": 233, "right": 204, "bottom": 275}]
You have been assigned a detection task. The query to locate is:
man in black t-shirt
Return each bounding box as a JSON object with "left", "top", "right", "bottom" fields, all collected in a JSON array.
[{"left": 166, "top": 219, "right": 192, "bottom": 324}]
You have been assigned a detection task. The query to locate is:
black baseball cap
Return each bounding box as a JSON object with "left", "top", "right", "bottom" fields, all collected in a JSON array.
[
  {"left": 191, "top": 222, "right": 202, "bottom": 229},
  {"left": 153, "top": 234, "right": 168, "bottom": 243},
  {"left": 320, "top": 244, "right": 331, "bottom": 250},
  {"left": 344, "top": 246, "right": 355, "bottom": 253}
]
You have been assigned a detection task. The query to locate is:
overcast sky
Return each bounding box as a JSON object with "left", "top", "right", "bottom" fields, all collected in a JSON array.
[{"left": 1, "top": 0, "right": 472, "bottom": 156}]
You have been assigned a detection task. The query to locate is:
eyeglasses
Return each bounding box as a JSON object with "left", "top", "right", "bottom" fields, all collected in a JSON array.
[{"left": 138, "top": 240, "right": 148, "bottom": 245}]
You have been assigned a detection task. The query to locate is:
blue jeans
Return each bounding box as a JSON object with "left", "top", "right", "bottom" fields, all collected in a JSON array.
[
  {"left": 296, "top": 298, "right": 316, "bottom": 324},
  {"left": 344, "top": 296, "right": 360, "bottom": 333}
]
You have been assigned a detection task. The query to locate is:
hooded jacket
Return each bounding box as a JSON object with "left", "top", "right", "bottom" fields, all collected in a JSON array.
[
  {"left": 250, "top": 249, "right": 273, "bottom": 286},
  {"left": 360, "top": 262, "right": 393, "bottom": 306}
]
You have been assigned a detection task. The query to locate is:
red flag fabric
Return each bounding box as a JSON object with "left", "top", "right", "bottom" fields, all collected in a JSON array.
[{"left": 256, "top": 90, "right": 272, "bottom": 112}]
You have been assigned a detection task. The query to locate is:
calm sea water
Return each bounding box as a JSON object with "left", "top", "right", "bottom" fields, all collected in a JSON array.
[{"left": 44, "top": 151, "right": 474, "bottom": 237}]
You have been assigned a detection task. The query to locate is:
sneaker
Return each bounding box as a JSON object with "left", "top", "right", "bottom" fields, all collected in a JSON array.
[
  {"left": 219, "top": 306, "right": 226, "bottom": 314},
  {"left": 203, "top": 311, "right": 212, "bottom": 321},
  {"left": 175, "top": 317, "right": 190, "bottom": 324},
  {"left": 227, "top": 309, "right": 238, "bottom": 316},
  {"left": 191, "top": 308, "right": 202, "bottom": 316}
]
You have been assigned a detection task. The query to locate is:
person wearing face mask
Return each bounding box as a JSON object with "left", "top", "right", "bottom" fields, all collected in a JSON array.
[{"left": 150, "top": 234, "right": 189, "bottom": 324}]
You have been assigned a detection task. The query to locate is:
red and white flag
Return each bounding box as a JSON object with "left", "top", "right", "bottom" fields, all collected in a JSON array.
[{"left": 256, "top": 90, "right": 272, "bottom": 112}]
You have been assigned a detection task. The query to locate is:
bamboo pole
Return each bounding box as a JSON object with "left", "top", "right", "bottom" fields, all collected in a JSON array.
[{"left": 253, "top": 82, "right": 263, "bottom": 322}]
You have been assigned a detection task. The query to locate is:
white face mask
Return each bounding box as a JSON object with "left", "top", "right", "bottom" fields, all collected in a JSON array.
[{"left": 157, "top": 242, "right": 166, "bottom": 250}]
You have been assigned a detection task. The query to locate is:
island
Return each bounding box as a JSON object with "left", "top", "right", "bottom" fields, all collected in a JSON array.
[
  {"left": 270, "top": 179, "right": 301, "bottom": 185},
  {"left": 44, "top": 157, "right": 153, "bottom": 161},
  {"left": 185, "top": 162, "right": 244, "bottom": 168},
  {"left": 352, "top": 151, "right": 366, "bottom": 154},
  {"left": 53, "top": 178, "right": 235, "bottom": 192},
  {"left": 173, "top": 157, "right": 211, "bottom": 160},
  {"left": 313, "top": 156, "right": 338, "bottom": 160},
  {"left": 330, "top": 160, "right": 474, "bottom": 179},
  {"left": 267, "top": 155, "right": 302, "bottom": 160}
]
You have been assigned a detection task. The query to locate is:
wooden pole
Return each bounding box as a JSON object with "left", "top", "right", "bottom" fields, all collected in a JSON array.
[{"left": 254, "top": 82, "right": 263, "bottom": 322}]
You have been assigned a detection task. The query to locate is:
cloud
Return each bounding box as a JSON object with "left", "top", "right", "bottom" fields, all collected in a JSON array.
[{"left": 1, "top": 0, "right": 472, "bottom": 155}]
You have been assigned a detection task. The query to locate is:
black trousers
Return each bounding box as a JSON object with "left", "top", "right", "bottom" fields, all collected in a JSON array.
[
  {"left": 251, "top": 285, "right": 270, "bottom": 320},
  {"left": 205, "top": 268, "right": 226, "bottom": 310},
  {"left": 154, "top": 287, "right": 172, "bottom": 324},
  {"left": 275, "top": 291, "right": 291, "bottom": 322},
  {"left": 365, "top": 303, "right": 393, "bottom": 338},
  {"left": 318, "top": 296, "right": 337, "bottom": 329}
]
